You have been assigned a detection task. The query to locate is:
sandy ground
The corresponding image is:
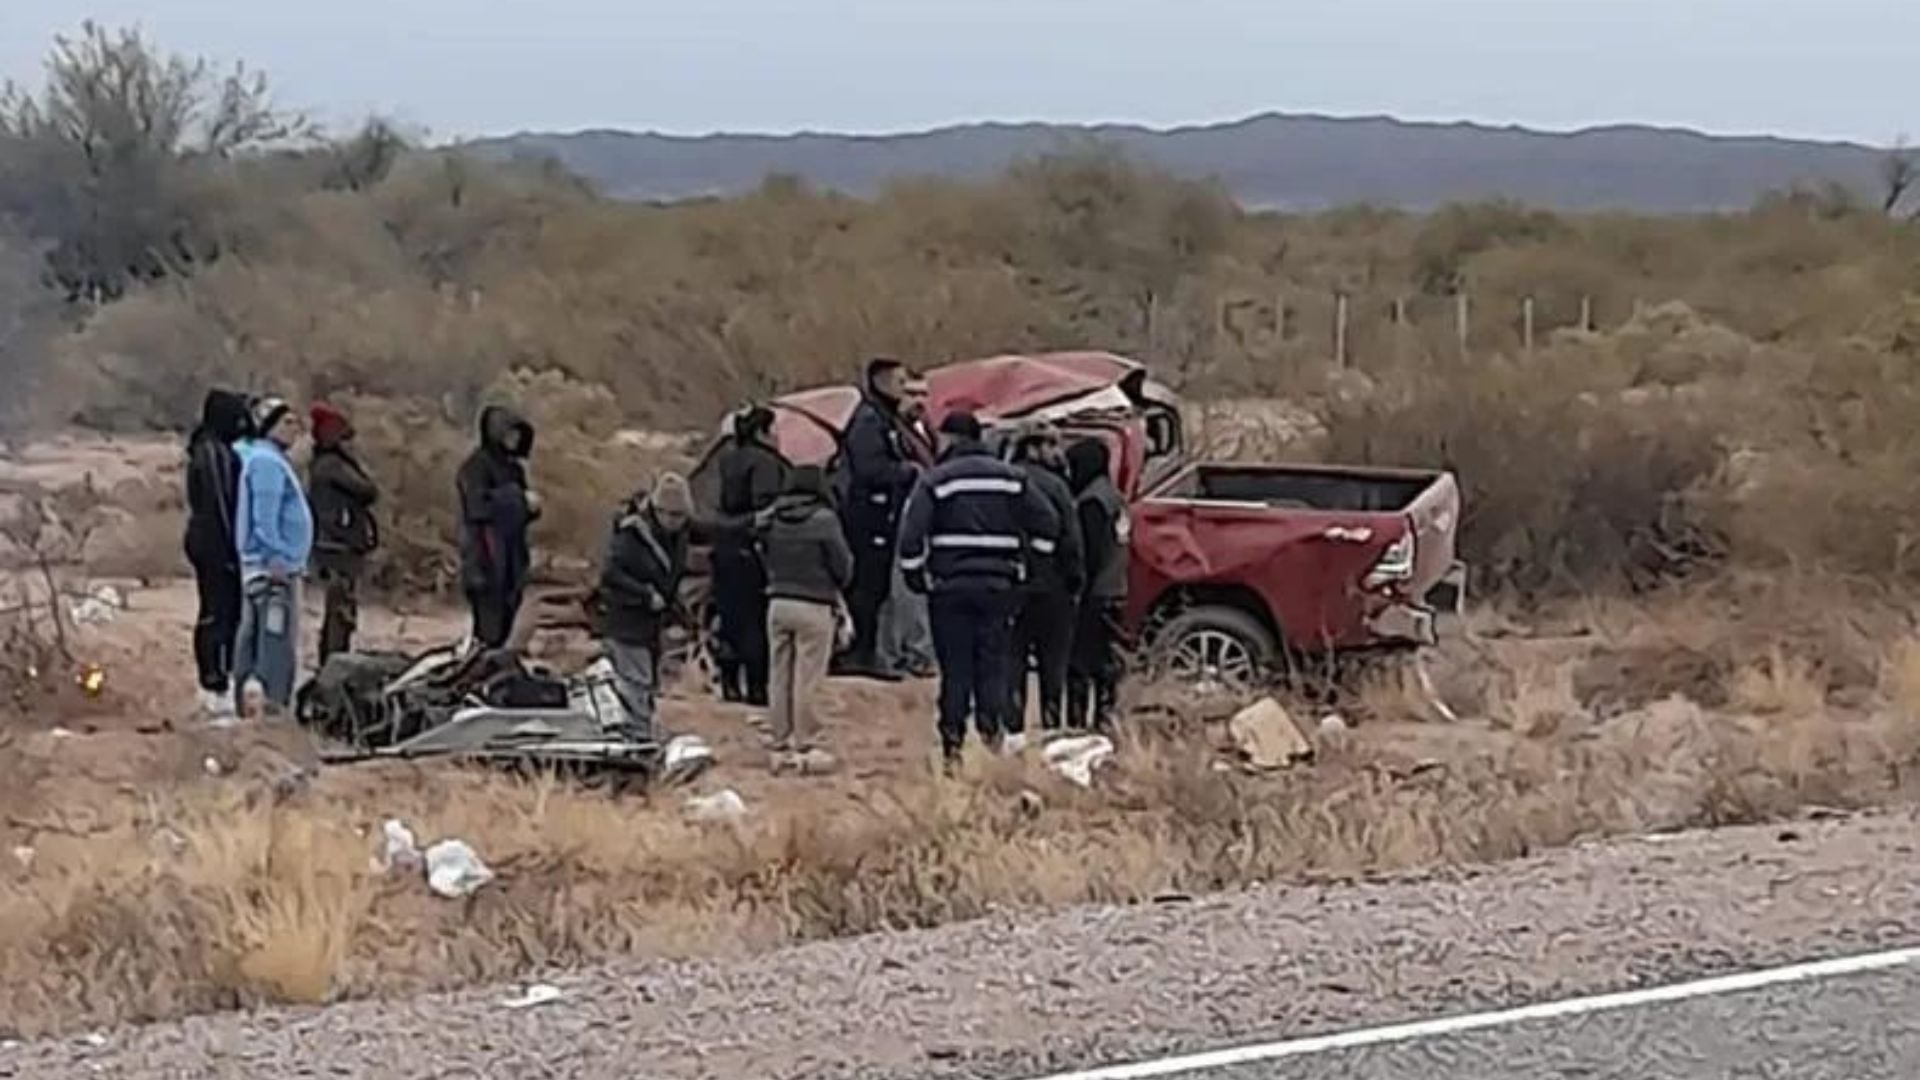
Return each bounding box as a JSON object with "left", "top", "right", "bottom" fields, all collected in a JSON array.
[{"left": 5, "top": 807, "right": 1915, "bottom": 1079}]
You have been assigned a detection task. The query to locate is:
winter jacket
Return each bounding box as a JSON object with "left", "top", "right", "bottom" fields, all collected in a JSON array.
[
  {"left": 183, "top": 389, "right": 251, "bottom": 569},
  {"left": 1016, "top": 458, "right": 1085, "bottom": 597},
  {"left": 714, "top": 435, "right": 789, "bottom": 544},
  {"left": 759, "top": 472, "right": 854, "bottom": 606},
  {"left": 839, "top": 361, "right": 919, "bottom": 548},
  {"left": 1068, "top": 439, "right": 1129, "bottom": 602},
  {"left": 235, "top": 439, "right": 315, "bottom": 580},
  {"left": 598, "top": 498, "right": 689, "bottom": 646},
  {"left": 456, "top": 406, "right": 538, "bottom": 598},
  {"left": 309, "top": 443, "right": 380, "bottom": 562},
  {"left": 897, "top": 439, "right": 1061, "bottom": 594}
]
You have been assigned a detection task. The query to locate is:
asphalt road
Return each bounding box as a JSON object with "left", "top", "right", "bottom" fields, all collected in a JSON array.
[{"left": 1030, "top": 961, "right": 1920, "bottom": 1080}]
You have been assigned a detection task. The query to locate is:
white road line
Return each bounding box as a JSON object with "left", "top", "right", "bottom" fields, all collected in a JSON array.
[{"left": 1021, "top": 945, "right": 1920, "bottom": 1080}]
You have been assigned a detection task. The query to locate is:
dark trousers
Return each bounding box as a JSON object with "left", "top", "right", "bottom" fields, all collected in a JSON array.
[
  {"left": 1068, "top": 598, "right": 1126, "bottom": 732},
  {"left": 189, "top": 553, "right": 242, "bottom": 693},
  {"left": 711, "top": 544, "right": 769, "bottom": 704},
  {"left": 1011, "top": 590, "right": 1077, "bottom": 732},
  {"left": 929, "top": 588, "right": 1017, "bottom": 756},
  {"left": 316, "top": 557, "right": 362, "bottom": 666},
  {"left": 845, "top": 541, "right": 894, "bottom": 667},
  {"left": 466, "top": 586, "right": 521, "bottom": 650}
]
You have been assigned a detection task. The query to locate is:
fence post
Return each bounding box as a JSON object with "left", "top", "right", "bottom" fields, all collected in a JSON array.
[
  {"left": 1333, "top": 291, "right": 1350, "bottom": 368},
  {"left": 1522, "top": 295, "right": 1536, "bottom": 356},
  {"left": 1455, "top": 292, "right": 1471, "bottom": 356},
  {"left": 1274, "top": 294, "right": 1288, "bottom": 341},
  {"left": 1579, "top": 294, "right": 1594, "bottom": 333}
]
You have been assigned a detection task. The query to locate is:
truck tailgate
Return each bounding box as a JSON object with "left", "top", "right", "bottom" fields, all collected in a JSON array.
[{"left": 1405, "top": 471, "right": 1462, "bottom": 599}]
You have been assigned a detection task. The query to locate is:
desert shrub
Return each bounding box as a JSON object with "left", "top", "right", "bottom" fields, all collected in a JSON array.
[{"left": 1322, "top": 340, "right": 1731, "bottom": 596}]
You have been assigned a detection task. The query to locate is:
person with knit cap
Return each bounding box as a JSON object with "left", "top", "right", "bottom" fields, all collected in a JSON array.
[
  {"left": 306, "top": 401, "right": 380, "bottom": 664},
  {"left": 594, "top": 471, "right": 695, "bottom": 740},
  {"left": 231, "top": 395, "right": 313, "bottom": 715}
]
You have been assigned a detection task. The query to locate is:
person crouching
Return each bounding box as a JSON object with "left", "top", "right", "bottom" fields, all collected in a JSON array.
[
  {"left": 595, "top": 473, "right": 693, "bottom": 742},
  {"left": 758, "top": 465, "right": 853, "bottom": 775}
]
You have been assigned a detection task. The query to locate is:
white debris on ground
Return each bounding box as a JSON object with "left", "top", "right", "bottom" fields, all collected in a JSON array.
[
  {"left": 67, "top": 584, "right": 125, "bottom": 626},
  {"left": 661, "top": 734, "right": 716, "bottom": 785},
  {"left": 11, "top": 845, "right": 34, "bottom": 870},
  {"left": 1229, "top": 698, "right": 1314, "bottom": 771},
  {"left": 424, "top": 839, "right": 495, "bottom": 899},
  {"left": 684, "top": 788, "right": 748, "bottom": 823},
  {"left": 378, "top": 819, "right": 424, "bottom": 874},
  {"left": 202, "top": 756, "right": 223, "bottom": 777},
  {"left": 499, "top": 984, "right": 564, "bottom": 1010},
  {"left": 1042, "top": 735, "right": 1115, "bottom": 789},
  {"left": 1318, "top": 714, "right": 1350, "bottom": 736}
]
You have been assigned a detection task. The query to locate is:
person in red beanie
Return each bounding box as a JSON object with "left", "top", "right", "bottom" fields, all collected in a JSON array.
[{"left": 305, "top": 401, "right": 380, "bottom": 663}]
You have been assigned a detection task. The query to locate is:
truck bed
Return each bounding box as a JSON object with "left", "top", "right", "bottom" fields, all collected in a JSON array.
[{"left": 1152, "top": 463, "right": 1438, "bottom": 513}]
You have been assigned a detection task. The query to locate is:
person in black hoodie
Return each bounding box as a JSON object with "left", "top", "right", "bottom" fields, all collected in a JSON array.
[
  {"left": 1066, "top": 438, "right": 1130, "bottom": 732},
  {"left": 307, "top": 402, "right": 380, "bottom": 664},
  {"left": 456, "top": 405, "right": 539, "bottom": 650},
  {"left": 596, "top": 472, "right": 694, "bottom": 740},
  {"left": 710, "top": 404, "right": 788, "bottom": 704},
  {"left": 837, "top": 357, "right": 919, "bottom": 678},
  {"left": 1008, "top": 424, "right": 1085, "bottom": 733},
  {"left": 183, "top": 388, "right": 253, "bottom": 717}
]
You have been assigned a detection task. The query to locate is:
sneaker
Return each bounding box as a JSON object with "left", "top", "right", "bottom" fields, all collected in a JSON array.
[
  {"left": 999, "top": 732, "right": 1031, "bottom": 755},
  {"left": 199, "top": 688, "right": 235, "bottom": 719}
]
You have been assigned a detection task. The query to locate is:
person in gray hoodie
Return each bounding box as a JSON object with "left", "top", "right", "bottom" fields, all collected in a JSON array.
[{"left": 758, "top": 465, "right": 853, "bottom": 774}]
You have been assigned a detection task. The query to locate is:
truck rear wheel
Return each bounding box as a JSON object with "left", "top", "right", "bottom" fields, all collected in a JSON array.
[{"left": 1155, "top": 605, "right": 1279, "bottom": 692}]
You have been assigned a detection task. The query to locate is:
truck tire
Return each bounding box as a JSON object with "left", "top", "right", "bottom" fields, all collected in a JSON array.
[{"left": 1154, "top": 605, "right": 1280, "bottom": 691}]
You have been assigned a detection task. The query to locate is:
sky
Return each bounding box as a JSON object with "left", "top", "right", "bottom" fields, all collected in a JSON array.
[{"left": 2, "top": 0, "right": 1913, "bottom": 146}]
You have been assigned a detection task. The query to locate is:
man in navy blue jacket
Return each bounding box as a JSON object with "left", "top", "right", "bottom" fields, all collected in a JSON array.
[{"left": 897, "top": 411, "right": 1061, "bottom": 763}]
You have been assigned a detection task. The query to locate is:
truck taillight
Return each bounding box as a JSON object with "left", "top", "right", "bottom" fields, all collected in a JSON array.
[{"left": 1365, "top": 531, "right": 1416, "bottom": 589}]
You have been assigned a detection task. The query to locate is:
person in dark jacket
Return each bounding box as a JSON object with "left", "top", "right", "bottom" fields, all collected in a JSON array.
[
  {"left": 1066, "top": 438, "right": 1130, "bottom": 732},
  {"left": 758, "top": 465, "right": 853, "bottom": 774},
  {"left": 878, "top": 378, "right": 938, "bottom": 678},
  {"left": 306, "top": 402, "right": 380, "bottom": 665},
  {"left": 456, "top": 405, "right": 539, "bottom": 650},
  {"left": 898, "top": 411, "right": 1062, "bottom": 763},
  {"left": 710, "top": 404, "right": 788, "bottom": 705},
  {"left": 1008, "top": 424, "right": 1085, "bottom": 733},
  {"left": 596, "top": 472, "right": 694, "bottom": 740},
  {"left": 837, "top": 357, "right": 919, "bottom": 678},
  {"left": 183, "top": 388, "right": 253, "bottom": 717}
]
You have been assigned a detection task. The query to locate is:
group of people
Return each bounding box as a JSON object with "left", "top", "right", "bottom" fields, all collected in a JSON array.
[
  {"left": 183, "top": 391, "right": 380, "bottom": 718},
  {"left": 707, "top": 357, "right": 1130, "bottom": 769},
  {"left": 178, "top": 357, "right": 1131, "bottom": 774}
]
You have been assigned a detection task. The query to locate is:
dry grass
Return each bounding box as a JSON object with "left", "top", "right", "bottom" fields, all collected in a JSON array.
[{"left": 6, "top": 583, "right": 1920, "bottom": 1038}]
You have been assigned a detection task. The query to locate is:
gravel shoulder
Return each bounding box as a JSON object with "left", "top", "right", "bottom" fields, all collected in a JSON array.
[{"left": 7, "top": 807, "right": 1919, "bottom": 1080}]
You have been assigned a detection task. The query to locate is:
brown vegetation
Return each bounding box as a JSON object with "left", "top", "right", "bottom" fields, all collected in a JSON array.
[{"left": 3, "top": 22, "right": 1920, "bottom": 1040}]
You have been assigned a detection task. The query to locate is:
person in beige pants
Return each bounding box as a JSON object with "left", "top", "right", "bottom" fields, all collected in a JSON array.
[{"left": 757, "top": 466, "right": 854, "bottom": 774}]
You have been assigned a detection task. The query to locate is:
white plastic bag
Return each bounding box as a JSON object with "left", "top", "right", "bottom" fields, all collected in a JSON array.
[
  {"left": 1042, "top": 735, "right": 1115, "bottom": 789},
  {"left": 378, "top": 819, "right": 423, "bottom": 873},
  {"left": 424, "top": 839, "right": 494, "bottom": 898}
]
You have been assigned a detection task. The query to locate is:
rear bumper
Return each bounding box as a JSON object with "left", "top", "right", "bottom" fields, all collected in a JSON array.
[{"left": 1365, "top": 562, "right": 1468, "bottom": 648}]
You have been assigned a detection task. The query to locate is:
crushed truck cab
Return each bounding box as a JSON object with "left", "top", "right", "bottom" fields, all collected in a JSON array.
[{"left": 692, "top": 351, "right": 1466, "bottom": 686}]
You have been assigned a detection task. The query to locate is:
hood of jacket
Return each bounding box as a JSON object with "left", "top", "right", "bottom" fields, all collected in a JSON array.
[
  {"left": 938, "top": 437, "right": 993, "bottom": 464},
  {"left": 1066, "top": 438, "right": 1111, "bottom": 493},
  {"left": 196, "top": 389, "right": 252, "bottom": 444},
  {"left": 479, "top": 405, "right": 535, "bottom": 459}
]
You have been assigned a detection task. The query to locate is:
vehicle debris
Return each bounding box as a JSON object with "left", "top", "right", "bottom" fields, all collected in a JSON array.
[
  {"left": 684, "top": 788, "right": 748, "bottom": 823},
  {"left": 500, "top": 983, "right": 564, "bottom": 1010},
  {"left": 1043, "top": 735, "right": 1115, "bottom": 788},
  {"left": 424, "top": 839, "right": 494, "bottom": 899},
  {"left": 1229, "top": 698, "right": 1313, "bottom": 771}
]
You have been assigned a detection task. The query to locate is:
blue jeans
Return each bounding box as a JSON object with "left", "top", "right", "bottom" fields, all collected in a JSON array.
[{"left": 233, "top": 576, "right": 302, "bottom": 710}]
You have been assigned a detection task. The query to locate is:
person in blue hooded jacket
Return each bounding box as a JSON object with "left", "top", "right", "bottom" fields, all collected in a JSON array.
[{"left": 230, "top": 397, "right": 315, "bottom": 714}]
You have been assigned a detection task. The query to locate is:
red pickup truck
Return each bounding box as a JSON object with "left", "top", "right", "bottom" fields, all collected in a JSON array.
[{"left": 693, "top": 352, "right": 1465, "bottom": 687}]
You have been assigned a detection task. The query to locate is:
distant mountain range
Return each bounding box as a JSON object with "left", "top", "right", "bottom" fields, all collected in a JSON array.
[{"left": 464, "top": 113, "right": 1894, "bottom": 213}]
